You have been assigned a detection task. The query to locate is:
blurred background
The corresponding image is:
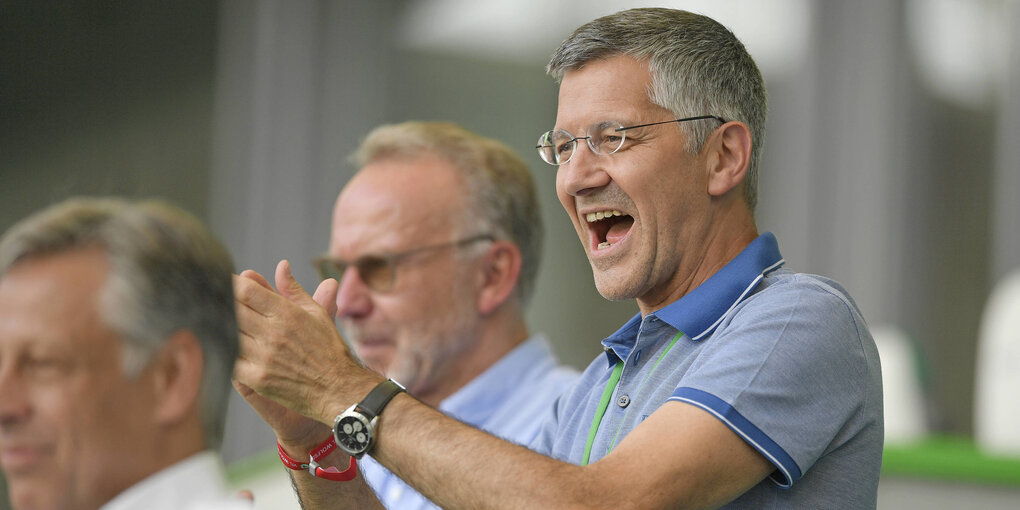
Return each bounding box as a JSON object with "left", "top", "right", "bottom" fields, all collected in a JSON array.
[{"left": 2, "top": 0, "right": 1019, "bottom": 508}]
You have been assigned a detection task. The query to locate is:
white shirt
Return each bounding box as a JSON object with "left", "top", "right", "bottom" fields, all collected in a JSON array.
[{"left": 101, "top": 451, "right": 253, "bottom": 510}]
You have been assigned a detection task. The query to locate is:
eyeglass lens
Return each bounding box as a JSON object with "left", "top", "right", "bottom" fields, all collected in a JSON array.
[
  {"left": 315, "top": 256, "right": 395, "bottom": 292},
  {"left": 536, "top": 121, "right": 626, "bottom": 165},
  {"left": 313, "top": 235, "right": 494, "bottom": 293}
]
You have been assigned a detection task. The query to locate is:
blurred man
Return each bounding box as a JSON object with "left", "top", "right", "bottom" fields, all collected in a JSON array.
[
  {"left": 236, "top": 121, "right": 578, "bottom": 509},
  {"left": 234, "top": 8, "right": 882, "bottom": 509},
  {"left": 0, "top": 198, "right": 249, "bottom": 510}
]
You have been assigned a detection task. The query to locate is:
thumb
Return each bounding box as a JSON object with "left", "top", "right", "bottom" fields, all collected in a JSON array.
[
  {"left": 312, "top": 278, "right": 339, "bottom": 318},
  {"left": 275, "top": 260, "right": 313, "bottom": 306}
]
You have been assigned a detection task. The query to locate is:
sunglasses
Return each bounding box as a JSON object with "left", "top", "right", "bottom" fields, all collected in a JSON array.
[{"left": 312, "top": 234, "right": 494, "bottom": 292}]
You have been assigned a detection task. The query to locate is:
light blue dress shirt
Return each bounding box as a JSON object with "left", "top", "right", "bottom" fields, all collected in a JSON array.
[{"left": 360, "top": 335, "right": 579, "bottom": 509}]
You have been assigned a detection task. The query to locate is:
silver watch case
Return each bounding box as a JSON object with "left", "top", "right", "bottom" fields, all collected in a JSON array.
[{"left": 332, "top": 404, "right": 378, "bottom": 459}]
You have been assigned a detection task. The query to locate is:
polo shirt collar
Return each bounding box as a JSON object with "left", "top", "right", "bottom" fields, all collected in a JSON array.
[{"left": 601, "top": 232, "right": 785, "bottom": 363}]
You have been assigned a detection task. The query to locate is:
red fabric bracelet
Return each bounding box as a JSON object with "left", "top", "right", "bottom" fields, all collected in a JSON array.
[{"left": 277, "top": 436, "right": 358, "bottom": 482}]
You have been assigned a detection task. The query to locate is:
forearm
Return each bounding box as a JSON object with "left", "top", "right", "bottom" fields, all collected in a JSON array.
[
  {"left": 279, "top": 439, "right": 385, "bottom": 510},
  {"left": 359, "top": 394, "right": 599, "bottom": 510}
]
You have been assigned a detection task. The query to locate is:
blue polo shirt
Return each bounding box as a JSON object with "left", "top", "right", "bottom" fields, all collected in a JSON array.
[{"left": 532, "top": 232, "right": 883, "bottom": 508}]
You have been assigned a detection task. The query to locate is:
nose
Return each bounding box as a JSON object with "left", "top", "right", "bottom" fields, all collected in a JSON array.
[
  {"left": 557, "top": 142, "right": 612, "bottom": 198},
  {"left": 334, "top": 268, "right": 373, "bottom": 319},
  {"left": 0, "top": 360, "right": 30, "bottom": 427}
]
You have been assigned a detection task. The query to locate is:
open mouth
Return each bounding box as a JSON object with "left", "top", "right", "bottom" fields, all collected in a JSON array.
[
  {"left": 350, "top": 337, "right": 395, "bottom": 373},
  {"left": 586, "top": 209, "right": 634, "bottom": 251}
]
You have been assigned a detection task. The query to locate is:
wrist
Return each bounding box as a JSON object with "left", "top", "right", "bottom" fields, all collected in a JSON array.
[
  {"left": 277, "top": 435, "right": 358, "bottom": 482},
  {"left": 276, "top": 423, "right": 334, "bottom": 455},
  {"left": 332, "top": 378, "right": 407, "bottom": 459},
  {"left": 276, "top": 438, "right": 315, "bottom": 464},
  {"left": 316, "top": 371, "right": 387, "bottom": 425}
]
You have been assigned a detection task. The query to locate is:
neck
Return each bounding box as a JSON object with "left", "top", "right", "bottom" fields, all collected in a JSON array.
[
  {"left": 146, "top": 419, "right": 209, "bottom": 475},
  {"left": 97, "top": 424, "right": 207, "bottom": 510},
  {"left": 415, "top": 308, "right": 530, "bottom": 408},
  {"left": 637, "top": 203, "right": 758, "bottom": 316}
]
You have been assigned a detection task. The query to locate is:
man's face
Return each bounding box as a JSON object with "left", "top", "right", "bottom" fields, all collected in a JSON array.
[
  {"left": 554, "top": 55, "right": 712, "bottom": 312},
  {"left": 0, "top": 248, "right": 156, "bottom": 510},
  {"left": 329, "top": 155, "right": 483, "bottom": 400}
]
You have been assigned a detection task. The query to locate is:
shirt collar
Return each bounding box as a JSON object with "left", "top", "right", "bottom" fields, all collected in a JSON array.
[
  {"left": 438, "top": 335, "right": 552, "bottom": 426},
  {"left": 601, "top": 232, "right": 785, "bottom": 361},
  {"left": 99, "top": 451, "right": 242, "bottom": 510}
]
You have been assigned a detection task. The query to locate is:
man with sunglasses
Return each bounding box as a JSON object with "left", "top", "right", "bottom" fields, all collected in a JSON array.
[
  {"left": 234, "top": 7, "right": 883, "bottom": 509},
  {"left": 235, "top": 121, "right": 578, "bottom": 509}
]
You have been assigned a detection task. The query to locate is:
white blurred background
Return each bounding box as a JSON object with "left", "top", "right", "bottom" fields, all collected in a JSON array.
[{"left": 3, "top": 1, "right": 1019, "bottom": 508}]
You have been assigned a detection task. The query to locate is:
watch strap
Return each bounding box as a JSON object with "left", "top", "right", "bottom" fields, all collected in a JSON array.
[{"left": 358, "top": 378, "right": 407, "bottom": 420}]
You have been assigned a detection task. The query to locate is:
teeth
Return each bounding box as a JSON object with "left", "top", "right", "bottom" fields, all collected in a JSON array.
[
  {"left": 585, "top": 210, "right": 623, "bottom": 223},
  {"left": 587, "top": 210, "right": 624, "bottom": 251}
]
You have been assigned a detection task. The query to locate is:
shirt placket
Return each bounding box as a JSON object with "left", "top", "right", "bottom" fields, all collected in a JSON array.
[{"left": 596, "top": 314, "right": 673, "bottom": 460}]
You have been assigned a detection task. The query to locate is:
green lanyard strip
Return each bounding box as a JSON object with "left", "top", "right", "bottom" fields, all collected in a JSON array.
[
  {"left": 581, "top": 361, "right": 624, "bottom": 465},
  {"left": 581, "top": 330, "right": 684, "bottom": 466}
]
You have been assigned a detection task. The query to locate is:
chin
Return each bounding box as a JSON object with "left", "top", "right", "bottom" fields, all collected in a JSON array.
[
  {"left": 9, "top": 485, "right": 62, "bottom": 510},
  {"left": 387, "top": 364, "right": 426, "bottom": 395},
  {"left": 593, "top": 274, "right": 640, "bottom": 302}
]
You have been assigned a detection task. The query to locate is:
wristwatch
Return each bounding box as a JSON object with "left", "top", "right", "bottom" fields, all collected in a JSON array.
[{"left": 332, "top": 379, "right": 406, "bottom": 459}]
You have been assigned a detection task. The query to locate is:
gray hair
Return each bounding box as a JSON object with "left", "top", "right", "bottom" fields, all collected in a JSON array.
[
  {"left": 351, "top": 121, "right": 543, "bottom": 307},
  {"left": 547, "top": 7, "right": 768, "bottom": 211},
  {"left": 0, "top": 197, "right": 238, "bottom": 449}
]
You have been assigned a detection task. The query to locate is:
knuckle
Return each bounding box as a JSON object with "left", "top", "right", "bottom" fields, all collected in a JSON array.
[{"left": 234, "top": 279, "right": 256, "bottom": 301}]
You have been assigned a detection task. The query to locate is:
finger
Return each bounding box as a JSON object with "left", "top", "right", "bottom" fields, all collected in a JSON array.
[
  {"left": 275, "top": 260, "right": 309, "bottom": 303},
  {"left": 275, "top": 260, "right": 323, "bottom": 317},
  {"left": 232, "top": 379, "right": 256, "bottom": 398},
  {"left": 232, "top": 376, "right": 274, "bottom": 409},
  {"left": 312, "top": 278, "right": 339, "bottom": 318},
  {"left": 234, "top": 318, "right": 273, "bottom": 371},
  {"left": 234, "top": 298, "right": 268, "bottom": 343},
  {"left": 232, "top": 356, "right": 256, "bottom": 389},
  {"left": 240, "top": 269, "right": 274, "bottom": 290},
  {"left": 232, "top": 356, "right": 277, "bottom": 398},
  {"left": 233, "top": 273, "right": 282, "bottom": 317}
]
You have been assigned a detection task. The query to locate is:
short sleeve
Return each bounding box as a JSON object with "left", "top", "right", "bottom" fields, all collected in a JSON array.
[{"left": 668, "top": 275, "right": 874, "bottom": 487}]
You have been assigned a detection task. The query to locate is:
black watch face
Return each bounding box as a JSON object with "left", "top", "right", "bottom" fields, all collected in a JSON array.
[{"left": 335, "top": 415, "right": 371, "bottom": 453}]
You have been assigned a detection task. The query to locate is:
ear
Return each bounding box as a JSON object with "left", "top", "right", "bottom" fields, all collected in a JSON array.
[
  {"left": 151, "top": 330, "right": 204, "bottom": 427},
  {"left": 475, "top": 240, "right": 523, "bottom": 316},
  {"left": 706, "top": 121, "right": 752, "bottom": 198}
]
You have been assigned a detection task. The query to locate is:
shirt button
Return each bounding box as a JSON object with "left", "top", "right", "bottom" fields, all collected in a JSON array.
[{"left": 617, "top": 394, "right": 631, "bottom": 408}]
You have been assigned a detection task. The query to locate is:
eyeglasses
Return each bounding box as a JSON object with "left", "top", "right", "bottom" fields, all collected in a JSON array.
[
  {"left": 312, "top": 234, "right": 494, "bottom": 292},
  {"left": 535, "top": 115, "right": 726, "bottom": 166}
]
